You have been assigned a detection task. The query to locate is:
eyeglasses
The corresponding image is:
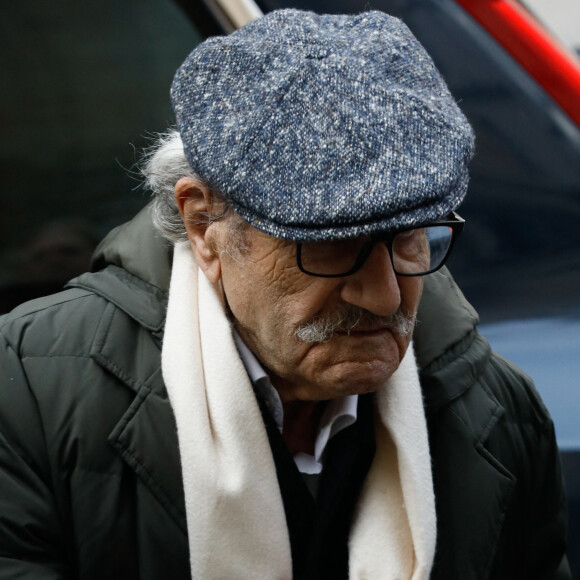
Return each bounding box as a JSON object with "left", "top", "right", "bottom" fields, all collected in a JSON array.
[{"left": 296, "top": 212, "right": 464, "bottom": 278}]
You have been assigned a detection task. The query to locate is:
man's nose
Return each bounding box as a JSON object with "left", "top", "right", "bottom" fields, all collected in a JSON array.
[{"left": 338, "top": 242, "right": 401, "bottom": 316}]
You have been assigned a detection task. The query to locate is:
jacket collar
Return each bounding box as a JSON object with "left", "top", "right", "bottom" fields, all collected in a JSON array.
[
  {"left": 70, "top": 265, "right": 167, "bottom": 340},
  {"left": 416, "top": 281, "right": 515, "bottom": 578},
  {"left": 425, "top": 345, "right": 516, "bottom": 579},
  {"left": 68, "top": 241, "right": 186, "bottom": 532},
  {"left": 91, "top": 205, "right": 173, "bottom": 294}
]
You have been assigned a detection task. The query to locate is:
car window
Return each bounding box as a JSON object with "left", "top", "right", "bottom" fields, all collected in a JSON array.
[{"left": 0, "top": 0, "right": 206, "bottom": 313}]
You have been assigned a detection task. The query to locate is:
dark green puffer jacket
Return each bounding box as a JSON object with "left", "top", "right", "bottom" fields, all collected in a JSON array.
[{"left": 0, "top": 208, "right": 570, "bottom": 579}]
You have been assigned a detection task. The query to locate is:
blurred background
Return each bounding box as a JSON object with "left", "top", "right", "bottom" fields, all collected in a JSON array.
[
  {"left": 0, "top": 0, "right": 204, "bottom": 310},
  {"left": 2, "top": 0, "right": 579, "bottom": 572}
]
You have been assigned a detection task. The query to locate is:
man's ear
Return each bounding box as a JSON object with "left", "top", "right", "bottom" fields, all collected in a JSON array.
[{"left": 175, "top": 176, "right": 222, "bottom": 284}]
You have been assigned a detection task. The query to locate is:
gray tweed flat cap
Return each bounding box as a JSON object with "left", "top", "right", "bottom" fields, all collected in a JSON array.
[{"left": 171, "top": 9, "right": 475, "bottom": 241}]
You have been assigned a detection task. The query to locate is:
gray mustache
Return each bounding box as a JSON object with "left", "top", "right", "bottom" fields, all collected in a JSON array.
[{"left": 294, "top": 306, "right": 416, "bottom": 344}]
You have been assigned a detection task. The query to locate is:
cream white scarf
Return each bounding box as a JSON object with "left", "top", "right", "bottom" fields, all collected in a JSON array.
[{"left": 162, "top": 242, "right": 436, "bottom": 579}]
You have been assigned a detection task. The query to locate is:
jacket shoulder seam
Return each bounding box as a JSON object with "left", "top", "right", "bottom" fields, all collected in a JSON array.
[{"left": 1, "top": 289, "right": 95, "bottom": 323}]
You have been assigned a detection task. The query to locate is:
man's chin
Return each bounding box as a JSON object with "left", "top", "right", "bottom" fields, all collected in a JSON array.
[
  {"left": 341, "top": 360, "right": 401, "bottom": 392},
  {"left": 308, "top": 333, "right": 410, "bottom": 393},
  {"left": 300, "top": 357, "right": 403, "bottom": 400}
]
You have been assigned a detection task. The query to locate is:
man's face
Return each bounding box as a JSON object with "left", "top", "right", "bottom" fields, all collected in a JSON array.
[{"left": 216, "top": 224, "right": 423, "bottom": 403}]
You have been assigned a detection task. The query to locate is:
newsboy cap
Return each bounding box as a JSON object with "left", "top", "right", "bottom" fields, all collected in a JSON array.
[{"left": 171, "top": 9, "right": 475, "bottom": 241}]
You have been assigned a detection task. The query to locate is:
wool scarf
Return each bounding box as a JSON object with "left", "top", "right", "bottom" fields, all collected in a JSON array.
[{"left": 162, "top": 242, "right": 436, "bottom": 579}]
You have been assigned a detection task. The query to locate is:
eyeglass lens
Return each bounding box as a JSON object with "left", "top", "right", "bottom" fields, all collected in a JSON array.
[{"left": 299, "top": 225, "right": 453, "bottom": 276}]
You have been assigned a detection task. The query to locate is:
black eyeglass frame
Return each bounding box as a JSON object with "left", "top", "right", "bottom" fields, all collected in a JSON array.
[{"left": 296, "top": 212, "right": 465, "bottom": 278}]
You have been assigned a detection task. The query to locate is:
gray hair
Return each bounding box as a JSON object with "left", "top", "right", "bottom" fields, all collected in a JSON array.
[
  {"left": 141, "top": 130, "right": 243, "bottom": 246},
  {"left": 294, "top": 306, "right": 416, "bottom": 344}
]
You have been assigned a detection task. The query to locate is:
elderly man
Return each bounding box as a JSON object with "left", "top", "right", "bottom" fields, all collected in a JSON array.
[{"left": 0, "top": 9, "right": 569, "bottom": 580}]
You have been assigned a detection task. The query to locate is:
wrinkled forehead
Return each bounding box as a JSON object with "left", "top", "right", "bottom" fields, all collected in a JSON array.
[{"left": 172, "top": 9, "right": 475, "bottom": 243}]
